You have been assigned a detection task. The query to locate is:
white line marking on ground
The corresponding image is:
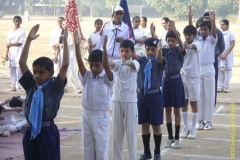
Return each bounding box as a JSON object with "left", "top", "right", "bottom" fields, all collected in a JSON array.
[
  {"left": 202, "top": 137, "right": 240, "bottom": 142},
  {"left": 214, "top": 105, "right": 224, "bottom": 115},
  {"left": 169, "top": 153, "right": 232, "bottom": 160}
]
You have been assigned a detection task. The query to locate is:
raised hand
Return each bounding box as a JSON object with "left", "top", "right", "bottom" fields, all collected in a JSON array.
[
  {"left": 103, "top": 35, "right": 108, "bottom": 49},
  {"left": 209, "top": 11, "right": 215, "bottom": 22},
  {"left": 74, "top": 29, "right": 81, "bottom": 45},
  {"left": 157, "top": 40, "right": 162, "bottom": 52},
  {"left": 150, "top": 22, "right": 156, "bottom": 34},
  {"left": 28, "top": 24, "right": 40, "bottom": 40},
  {"left": 189, "top": 5, "right": 193, "bottom": 17}
]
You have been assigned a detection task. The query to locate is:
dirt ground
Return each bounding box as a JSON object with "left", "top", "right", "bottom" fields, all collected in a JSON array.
[{"left": 0, "top": 15, "right": 239, "bottom": 160}]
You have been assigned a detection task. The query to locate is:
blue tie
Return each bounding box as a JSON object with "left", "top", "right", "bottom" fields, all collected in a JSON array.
[
  {"left": 143, "top": 57, "right": 156, "bottom": 95},
  {"left": 29, "top": 80, "right": 50, "bottom": 139}
]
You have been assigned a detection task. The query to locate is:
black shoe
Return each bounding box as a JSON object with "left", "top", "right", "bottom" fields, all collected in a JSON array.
[
  {"left": 153, "top": 154, "right": 161, "bottom": 160},
  {"left": 138, "top": 153, "right": 152, "bottom": 160}
]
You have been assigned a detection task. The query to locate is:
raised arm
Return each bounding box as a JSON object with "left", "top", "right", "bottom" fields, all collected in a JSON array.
[
  {"left": 58, "top": 27, "right": 69, "bottom": 82},
  {"left": 188, "top": 5, "right": 193, "bottom": 25},
  {"left": 150, "top": 23, "right": 158, "bottom": 38},
  {"left": 102, "top": 35, "right": 113, "bottom": 81},
  {"left": 210, "top": 11, "right": 216, "bottom": 38},
  {"left": 19, "top": 24, "right": 40, "bottom": 75},
  {"left": 172, "top": 21, "right": 184, "bottom": 52},
  {"left": 156, "top": 40, "right": 164, "bottom": 64},
  {"left": 74, "top": 30, "right": 86, "bottom": 77}
]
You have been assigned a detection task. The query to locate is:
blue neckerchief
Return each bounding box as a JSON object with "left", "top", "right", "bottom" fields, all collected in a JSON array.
[
  {"left": 143, "top": 57, "right": 156, "bottom": 95},
  {"left": 29, "top": 80, "right": 50, "bottom": 140}
]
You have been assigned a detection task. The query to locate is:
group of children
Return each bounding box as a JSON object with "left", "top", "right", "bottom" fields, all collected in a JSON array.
[{"left": 1, "top": 5, "right": 235, "bottom": 160}]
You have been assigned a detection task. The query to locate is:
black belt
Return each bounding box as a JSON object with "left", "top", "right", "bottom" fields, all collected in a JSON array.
[
  {"left": 137, "top": 88, "right": 159, "bottom": 95},
  {"left": 163, "top": 74, "right": 181, "bottom": 79},
  {"left": 27, "top": 121, "right": 51, "bottom": 128}
]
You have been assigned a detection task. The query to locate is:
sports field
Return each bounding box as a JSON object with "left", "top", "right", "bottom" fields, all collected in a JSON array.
[{"left": 0, "top": 15, "right": 239, "bottom": 160}]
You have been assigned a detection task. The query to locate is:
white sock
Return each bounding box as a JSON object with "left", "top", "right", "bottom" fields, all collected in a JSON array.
[
  {"left": 192, "top": 113, "right": 198, "bottom": 131},
  {"left": 182, "top": 111, "right": 188, "bottom": 129}
]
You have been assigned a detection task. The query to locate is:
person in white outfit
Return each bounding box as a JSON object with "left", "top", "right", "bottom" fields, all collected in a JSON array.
[
  {"left": 88, "top": 19, "right": 103, "bottom": 54},
  {"left": 180, "top": 24, "right": 201, "bottom": 139},
  {"left": 50, "top": 17, "right": 81, "bottom": 93},
  {"left": 95, "top": 6, "right": 134, "bottom": 61},
  {"left": 140, "top": 16, "right": 151, "bottom": 38},
  {"left": 132, "top": 16, "right": 147, "bottom": 56},
  {"left": 75, "top": 31, "right": 114, "bottom": 160},
  {"left": 3, "top": 16, "right": 25, "bottom": 92},
  {"left": 110, "top": 40, "right": 139, "bottom": 160},
  {"left": 0, "top": 96, "right": 26, "bottom": 137},
  {"left": 157, "top": 17, "right": 170, "bottom": 48},
  {"left": 218, "top": 19, "right": 235, "bottom": 93},
  {"left": 196, "top": 11, "right": 217, "bottom": 131}
]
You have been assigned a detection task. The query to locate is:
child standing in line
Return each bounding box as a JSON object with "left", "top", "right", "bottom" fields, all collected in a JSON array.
[
  {"left": 87, "top": 19, "right": 103, "bottom": 54},
  {"left": 162, "top": 22, "right": 185, "bottom": 149},
  {"left": 218, "top": 19, "right": 235, "bottom": 93},
  {"left": 196, "top": 11, "right": 217, "bottom": 130},
  {"left": 19, "top": 24, "right": 69, "bottom": 160},
  {"left": 133, "top": 37, "right": 165, "bottom": 160},
  {"left": 110, "top": 40, "right": 139, "bottom": 160},
  {"left": 180, "top": 24, "right": 201, "bottom": 139},
  {"left": 140, "top": 16, "right": 151, "bottom": 38},
  {"left": 132, "top": 16, "right": 147, "bottom": 56},
  {"left": 3, "top": 16, "right": 26, "bottom": 92},
  {"left": 75, "top": 30, "right": 114, "bottom": 160}
]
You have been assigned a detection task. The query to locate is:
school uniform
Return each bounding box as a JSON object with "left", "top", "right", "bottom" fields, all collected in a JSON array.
[
  {"left": 158, "top": 30, "right": 168, "bottom": 48},
  {"left": 162, "top": 47, "right": 186, "bottom": 108},
  {"left": 6, "top": 27, "right": 25, "bottom": 90},
  {"left": 111, "top": 59, "right": 139, "bottom": 160},
  {"left": 197, "top": 35, "right": 216, "bottom": 123},
  {"left": 137, "top": 56, "right": 165, "bottom": 125},
  {"left": 19, "top": 70, "right": 66, "bottom": 160},
  {"left": 134, "top": 28, "right": 147, "bottom": 56},
  {"left": 95, "top": 21, "right": 134, "bottom": 60},
  {"left": 79, "top": 70, "right": 114, "bottom": 160},
  {"left": 181, "top": 40, "right": 201, "bottom": 101},
  {"left": 88, "top": 31, "right": 100, "bottom": 50},
  {"left": 218, "top": 30, "right": 235, "bottom": 89},
  {"left": 140, "top": 27, "right": 151, "bottom": 38}
]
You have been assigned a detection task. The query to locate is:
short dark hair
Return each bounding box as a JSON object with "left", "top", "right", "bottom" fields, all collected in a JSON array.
[
  {"left": 166, "top": 30, "right": 177, "bottom": 40},
  {"left": 196, "top": 16, "right": 204, "bottom": 28},
  {"left": 32, "top": 57, "right": 54, "bottom": 72},
  {"left": 58, "top": 17, "right": 65, "bottom": 21},
  {"left": 94, "top": 19, "right": 103, "bottom": 25},
  {"left": 200, "top": 21, "right": 212, "bottom": 30},
  {"left": 88, "top": 50, "right": 103, "bottom": 63},
  {"left": 221, "top": 19, "right": 229, "bottom": 26},
  {"left": 141, "top": 16, "right": 147, "bottom": 22},
  {"left": 9, "top": 96, "right": 23, "bottom": 108},
  {"left": 132, "top": 16, "right": 140, "bottom": 22},
  {"left": 183, "top": 25, "right": 197, "bottom": 35},
  {"left": 120, "top": 40, "right": 134, "bottom": 51},
  {"left": 162, "top": 17, "right": 170, "bottom": 23},
  {"left": 13, "top": 16, "right": 22, "bottom": 22},
  {"left": 0, "top": 105, "right": 3, "bottom": 114}
]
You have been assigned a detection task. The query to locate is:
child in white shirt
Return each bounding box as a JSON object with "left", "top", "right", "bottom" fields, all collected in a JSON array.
[{"left": 88, "top": 19, "right": 103, "bottom": 53}]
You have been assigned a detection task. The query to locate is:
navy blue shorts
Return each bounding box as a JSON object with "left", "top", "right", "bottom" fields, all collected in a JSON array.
[
  {"left": 162, "top": 76, "right": 185, "bottom": 108},
  {"left": 22, "top": 121, "right": 60, "bottom": 160},
  {"left": 137, "top": 92, "right": 164, "bottom": 125}
]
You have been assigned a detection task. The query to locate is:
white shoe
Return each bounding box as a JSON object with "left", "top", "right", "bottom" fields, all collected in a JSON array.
[
  {"left": 196, "top": 121, "right": 205, "bottom": 130},
  {"left": 180, "top": 128, "right": 190, "bottom": 138},
  {"left": 164, "top": 139, "right": 174, "bottom": 148},
  {"left": 171, "top": 140, "right": 181, "bottom": 149},
  {"left": 204, "top": 122, "right": 212, "bottom": 130},
  {"left": 224, "top": 88, "right": 229, "bottom": 93},
  {"left": 3, "top": 131, "right": 11, "bottom": 137},
  {"left": 217, "top": 87, "right": 223, "bottom": 92},
  {"left": 187, "top": 129, "right": 196, "bottom": 139}
]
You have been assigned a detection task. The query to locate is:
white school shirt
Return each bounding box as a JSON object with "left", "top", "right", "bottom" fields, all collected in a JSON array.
[
  {"left": 88, "top": 31, "right": 100, "bottom": 50},
  {"left": 221, "top": 30, "right": 235, "bottom": 68},
  {"left": 141, "top": 27, "right": 151, "bottom": 38},
  {"left": 112, "top": 59, "right": 140, "bottom": 102},
  {"left": 78, "top": 70, "right": 114, "bottom": 111},
  {"left": 196, "top": 35, "right": 217, "bottom": 65},
  {"left": 50, "top": 28, "right": 73, "bottom": 47},
  {"left": 95, "top": 21, "right": 134, "bottom": 61},
  {"left": 7, "top": 27, "right": 25, "bottom": 68},
  {"left": 134, "top": 28, "right": 147, "bottom": 56},
  {"left": 181, "top": 40, "right": 201, "bottom": 77}
]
